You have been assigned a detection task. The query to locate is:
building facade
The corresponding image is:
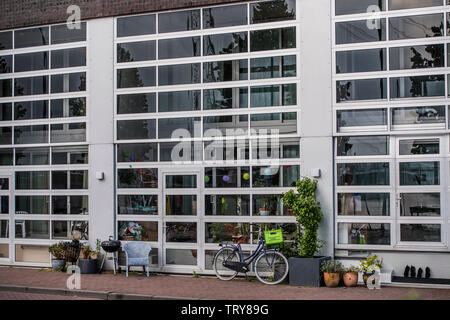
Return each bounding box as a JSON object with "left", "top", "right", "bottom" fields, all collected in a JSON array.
[{"left": 0, "top": 0, "right": 449, "bottom": 279}]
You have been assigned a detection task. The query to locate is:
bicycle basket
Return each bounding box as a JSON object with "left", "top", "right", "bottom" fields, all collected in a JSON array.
[{"left": 264, "top": 229, "right": 283, "bottom": 246}]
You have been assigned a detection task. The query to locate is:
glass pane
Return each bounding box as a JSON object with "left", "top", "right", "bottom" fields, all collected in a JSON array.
[
  {"left": 204, "top": 32, "right": 247, "bottom": 56},
  {"left": 252, "top": 223, "right": 298, "bottom": 242},
  {"left": 0, "top": 55, "right": 12, "bottom": 74},
  {"left": 117, "top": 93, "right": 155, "bottom": 114},
  {"left": 117, "top": 143, "right": 158, "bottom": 162},
  {"left": 0, "top": 196, "right": 8, "bottom": 214},
  {"left": 205, "top": 222, "right": 250, "bottom": 243},
  {"left": 50, "top": 123, "right": 86, "bottom": 143},
  {"left": 400, "top": 193, "right": 440, "bottom": 216},
  {"left": 338, "top": 193, "right": 390, "bottom": 216},
  {"left": 158, "top": 117, "right": 200, "bottom": 139},
  {"left": 204, "top": 140, "right": 249, "bottom": 161},
  {"left": 335, "top": 0, "right": 386, "bottom": 15},
  {"left": 15, "top": 76, "right": 49, "bottom": 96},
  {"left": 160, "top": 142, "right": 201, "bottom": 162},
  {"left": 337, "top": 136, "right": 389, "bottom": 156},
  {"left": 0, "top": 79, "right": 12, "bottom": 97},
  {"left": 158, "top": 10, "right": 200, "bottom": 33},
  {"left": 70, "top": 170, "right": 88, "bottom": 189},
  {"left": 51, "top": 72, "right": 86, "bottom": 93},
  {"left": 0, "top": 31, "right": 12, "bottom": 50},
  {"left": 166, "top": 249, "right": 197, "bottom": 265},
  {"left": 14, "top": 125, "right": 48, "bottom": 144},
  {"left": 204, "top": 87, "right": 248, "bottom": 110},
  {"left": 117, "top": 14, "right": 156, "bottom": 37},
  {"left": 392, "top": 106, "right": 445, "bottom": 126},
  {"left": 166, "top": 222, "right": 197, "bottom": 243},
  {"left": 14, "top": 27, "right": 49, "bottom": 48},
  {"left": 389, "top": 0, "right": 442, "bottom": 10},
  {"left": 390, "top": 75, "right": 445, "bottom": 99},
  {"left": 283, "top": 165, "right": 300, "bottom": 187},
  {"left": 117, "top": 67, "right": 155, "bottom": 88},
  {"left": 158, "top": 37, "right": 200, "bottom": 59},
  {"left": 338, "top": 223, "right": 390, "bottom": 245},
  {"left": 52, "top": 171, "right": 67, "bottom": 189},
  {"left": 51, "top": 47, "right": 86, "bottom": 69},
  {"left": 52, "top": 221, "right": 88, "bottom": 240},
  {"left": 117, "top": 119, "right": 156, "bottom": 140},
  {"left": 15, "top": 147, "right": 49, "bottom": 165},
  {"left": 253, "top": 166, "right": 281, "bottom": 187},
  {"left": 252, "top": 138, "right": 299, "bottom": 159},
  {"left": 166, "top": 175, "right": 196, "bottom": 188},
  {"left": 0, "top": 244, "right": 8, "bottom": 257},
  {"left": 336, "top": 78, "right": 387, "bottom": 102},
  {"left": 118, "top": 195, "right": 158, "bottom": 215},
  {"left": 118, "top": 168, "right": 158, "bottom": 188},
  {"left": 0, "top": 103, "right": 12, "bottom": 121},
  {"left": 52, "top": 196, "right": 88, "bottom": 215},
  {"left": 389, "top": 14, "right": 443, "bottom": 40},
  {"left": 15, "top": 220, "right": 49, "bottom": 239},
  {"left": 335, "top": 19, "right": 386, "bottom": 44},
  {"left": 399, "top": 139, "right": 439, "bottom": 155},
  {"left": 14, "top": 100, "right": 48, "bottom": 120},
  {"left": 400, "top": 224, "right": 441, "bottom": 242},
  {"left": 250, "top": 0, "right": 296, "bottom": 24},
  {"left": 118, "top": 221, "right": 158, "bottom": 241},
  {"left": 52, "top": 146, "right": 88, "bottom": 165},
  {"left": 205, "top": 167, "right": 250, "bottom": 188},
  {"left": 337, "top": 163, "right": 390, "bottom": 186},
  {"left": 117, "top": 41, "right": 156, "bottom": 63},
  {"left": 399, "top": 162, "right": 440, "bottom": 185},
  {"left": 15, "top": 51, "right": 48, "bottom": 72},
  {"left": 203, "top": 60, "right": 248, "bottom": 82},
  {"left": 205, "top": 195, "right": 250, "bottom": 216},
  {"left": 158, "top": 63, "right": 201, "bottom": 86},
  {"left": 51, "top": 22, "right": 86, "bottom": 44},
  {"left": 15, "top": 171, "right": 49, "bottom": 190},
  {"left": 250, "top": 84, "right": 296, "bottom": 107},
  {"left": 204, "top": 115, "right": 248, "bottom": 136},
  {"left": 336, "top": 49, "right": 386, "bottom": 73},
  {"left": 166, "top": 195, "right": 197, "bottom": 215},
  {"left": 0, "top": 178, "right": 8, "bottom": 190},
  {"left": 252, "top": 194, "right": 286, "bottom": 216},
  {"left": 15, "top": 196, "right": 49, "bottom": 215},
  {"left": 158, "top": 91, "right": 200, "bottom": 112},
  {"left": 337, "top": 109, "right": 387, "bottom": 130},
  {"left": 0, "top": 221, "right": 7, "bottom": 238},
  {"left": 251, "top": 112, "right": 297, "bottom": 135},
  {"left": 203, "top": 4, "right": 248, "bottom": 28},
  {"left": 51, "top": 98, "right": 86, "bottom": 118},
  {"left": 0, "top": 127, "right": 12, "bottom": 145},
  {"left": 251, "top": 57, "right": 280, "bottom": 79},
  {"left": 390, "top": 45, "right": 444, "bottom": 70},
  {"left": 250, "top": 27, "right": 296, "bottom": 52},
  {"left": 15, "top": 245, "right": 49, "bottom": 263},
  {"left": 0, "top": 149, "right": 12, "bottom": 165}
]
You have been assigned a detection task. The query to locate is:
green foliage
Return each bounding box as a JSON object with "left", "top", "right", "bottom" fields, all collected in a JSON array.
[
  {"left": 320, "top": 260, "right": 344, "bottom": 273},
  {"left": 192, "top": 271, "right": 200, "bottom": 278},
  {"left": 345, "top": 265, "right": 361, "bottom": 273},
  {"left": 359, "top": 254, "right": 383, "bottom": 272},
  {"left": 48, "top": 242, "right": 68, "bottom": 260},
  {"left": 281, "top": 177, "right": 324, "bottom": 257}
]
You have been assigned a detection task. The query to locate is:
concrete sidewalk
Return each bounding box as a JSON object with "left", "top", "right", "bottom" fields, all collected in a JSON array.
[{"left": 0, "top": 266, "right": 449, "bottom": 300}]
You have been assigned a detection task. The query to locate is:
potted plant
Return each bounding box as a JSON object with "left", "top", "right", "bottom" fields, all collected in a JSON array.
[
  {"left": 360, "top": 254, "right": 383, "bottom": 285},
  {"left": 48, "top": 242, "right": 67, "bottom": 271},
  {"left": 259, "top": 200, "right": 271, "bottom": 216},
  {"left": 78, "top": 245, "right": 99, "bottom": 274},
  {"left": 343, "top": 265, "right": 360, "bottom": 287},
  {"left": 321, "top": 260, "right": 344, "bottom": 287},
  {"left": 282, "top": 177, "right": 328, "bottom": 287}
]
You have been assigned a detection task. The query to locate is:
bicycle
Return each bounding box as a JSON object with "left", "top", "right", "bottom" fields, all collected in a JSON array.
[{"left": 213, "top": 224, "right": 289, "bottom": 285}]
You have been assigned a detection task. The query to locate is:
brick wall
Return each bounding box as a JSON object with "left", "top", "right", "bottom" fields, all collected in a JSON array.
[{"left": 0, "top": 0, "right": 247, "bottom": 30}]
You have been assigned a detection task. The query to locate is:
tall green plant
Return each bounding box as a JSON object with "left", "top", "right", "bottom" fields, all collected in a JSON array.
[{"left": 282, "top": 177, "right": 324, "bottom": 257}]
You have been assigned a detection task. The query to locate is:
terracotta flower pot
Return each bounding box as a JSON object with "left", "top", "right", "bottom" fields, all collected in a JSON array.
[
  {"left": 323, "top": 272, "right": 340, "bottom": 287},
  {"left": 343, "top": 272, "right": 358, "bottom": 287}
]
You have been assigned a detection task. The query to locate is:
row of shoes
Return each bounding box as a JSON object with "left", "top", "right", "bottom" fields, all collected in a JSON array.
[{"left": 404, "top": 265, "right": 431, "bottom": 279}]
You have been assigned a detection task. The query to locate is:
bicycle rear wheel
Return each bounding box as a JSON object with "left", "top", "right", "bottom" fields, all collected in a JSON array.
[
  {"left": 213, "top": 247, "right": 240, "bottom": 281},
  {"left": 254, "top": 250, "right": 289, "bottom": 285}
]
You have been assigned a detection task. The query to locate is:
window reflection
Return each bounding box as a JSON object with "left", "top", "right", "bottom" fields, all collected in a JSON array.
[
  {"left": 203, "top": 4, "right": 248, "bottom": 28},
  {"left": 336, "top": 19, "right": 386, "bottom": 44},
  {"left": 15, "top": 76, "right": 48, "bottom": 96},
  {"left": 158, "top": 37, "right": 201, "bottom": 59},
  {"left": 250, "top": 27, "right": 296, "bottom": 51},
  {"left": 14, "top": 125, "right": 48, "bottom": 144},
  {"left": 337, "top": 78, "right": 387, "bottom": 102},
  {"left": 118, "top": 168, "right": 158, "bottom": 188},
  {"left": 338, "top": 193, "right": 390, "bottom": 216},
  {"left": 117, "top": 67, "right": 155, "bottom": 88},
  {"left": 389, "top": 14, "right": 444, "bottom": 40},
  {"left": 118, "top": 195, "right": 157, "bottom": 215},
  {"left": 118, "top": 221, "right": 158, "bottom": 241},
  {"left": 203, "top": 88, "right": 248, "bottom": 110},
  {"left": 51, "top": 72, "right": 86, "bottom": 93},
  {"left": 117, "top": 93, "right": 155, "bottom": 114},
  {"left": 159, "top": 63, "right": 201, "bottom": 86},
  {"left": 51, "top": 22, "right": 86, "bottom": 44},
  {"left": 205, "top": 195, "right": 250, "bottom": 216},
  {"left": 14, "top": 100, "right": 48, "bottom": 120},
  {"left": 337, "top": 136, "right": 389, "bottom": 156},
  {"left": 400, "top": 193, "right": 440, "bottom": 217},
  {"left": 158, "top": 10, "right": 200, "bottom": 33},
  {"left": 336, "top": 49, "right": 386, "bottom": 73},
  {"left": 337, "top": 163, "right": 390, "bottom": 186},
  {"left": 400, "top": 224, "right": 441, "bottom": 242},
  {"left": 399, "top": 139, "right": 439, "bottom": 155},
  {"left": 390, "top": 45, "right": 444, "bottom": 70},
  {"left": 117, "top": 41, "right": 156, "bottom": 63},
  {"left": 117, "top": 119, "right": 156, "bottom": 140},
  {"left": 117, "top": 14, "right": 156, "bottom": 37},
  {"left": 203, "top": 60, "right": 248, "bottom": 82},
  {"left": 335, "top": 0, "right": 385, "bottom": 15},
  {"left": 166, "top": 195, "right": 197, "bottom": 215},
  {"left": 392, "top": 106, "right": 445, "bottom": 126},
  {"left": 158, "top": 91, "right": 200, "bottom": 112},
  {"left": 15, "top": 196, "right": 49, "bottom": 215},
  {"left": 399, "top": 162, "right": 440, "bottom": 186},
  {"left": 15, "top": 51, "right": 48, "bottom": 72},
  {"left": 166, "top": 222, "right": 197, "bottom": 243},
  {"left": 338, "top": 223, "right": 390, "bottom": 245},
  {"left": 15, "top": 147, "right": 49, "bottom": 165},
  {"left": 14, "top": 27, "right": 49, "bottom": 48},
  {"left": 117, "top": 143, "right": 158, "bottom": 162},
  {"left": 205, "top": 222, "right": 249, "bottom": 243},
  {"left": 204, "top": 32, "right": 247, "bottom": 55},
  {"left": 390, "top": 75, "right": 445, "bottom": 99},
  {"left": 337, "top": 109, "right": 387, "bottom": 131},
  {"left": 250, "top": 0, "right": 295, "bottom": 24}
]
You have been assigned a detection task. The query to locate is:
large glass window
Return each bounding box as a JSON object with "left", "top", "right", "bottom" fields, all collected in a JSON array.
[
  {"left": 51, "top": 22, "right": 86, "bottom": 44},
  {"left": 117, "top": 93, "right": 155, "bottom": 114},
  {"left": 338, "top": 223, "right": 390, "bottom": 245},
  {"left": 400, "top": 224, "right": 441, "bottom": 242},
  {"left": 15, "top": 196, "right": 49, "bottom": 215},
  {"left": 158, "top": 37, "right": 201, "bottom": 60},
  {"left": 204, "top": 139, "right": 249, "bottom": 161},
  {"left": 166, "top": 195, "right": 197, "bottom": 215},
  {"left": 51, "top": 47, "right": 86, "bottom": 69},
  {"left": 158, "top": 91, "right": 200, "bottom": 112},
  {"left": 336, "top": 49, "right": 386, "bottom": 73},
  {"left": 15, "top": 171, "right": 49, "bottom": 190},
  {"left": 117, "top": 41, "right": 156, "bottom": 63},
  {"left": 336, "top": 78, "right": 387, "bottom": 102},
  {"left": 203, "top": 4, "right": 248, "bottom": 28},
  {"left": 0, "top": 103, "right": 12, "bottom": 121},
  {"left": 51, "top": 72, "right": 86, "bottom": 93},
  {"left": 205, "top": 195, "right": 250, "bottom": 216},
  {"left": 0, "top": 127, "right": 12, "bottom": 145},
  {"left": 337, "top": 163, "right": 390, "bottom": 186},
  {"left": 50, "top": 123, "right": 86, "bottom": 143},
  {"left": 15, "top": 76, "right": 49, "bottom": 96},
  {"left": 399, "top": 162, "right": 440, "bottom": 186},
  {"left": 389, "top": 0, "right": 442, "bottom": 10},
  {"left": 158, "top": 63, "right": 201, "bottom": 86},
  {"left": 252, "top": 194, "right": 287, "bottom": 216},
  {"left": 166, "top": 222, "right": 196, "bottom": 243},
  {"left": 390, "top": 75, "right": 445, "bottom": 99},
  {"left": 52, "top": 196, "right": 88, "bottom": 215},
  {"left": 14, "top": 125, "right": 48, "bottom": 144},
  {"left": 159, "top": 10, "right": 201, "bottom": 33},
  {"left": 15, "top": 147, "right": 49, "bottom": 166},
  {"left": 250, "top": 112, "right": 297, "bottom": 135},
  {"left": 0, "top": 31, "right": 12, "bottom": 50},
  {"left": 15, "top": 220, "right": 49, "bottom": 239},
  {"left": 390, "top": 45, "right": 444, "bottom": 70},
  {"left": 250, "top": 55, "right": 296, "bottom": 79},
  {"left": 204, "top": 32, "right": 248, "bottom": 56},
  {"left": 335, "top": 19, "right": 386, "bottom": 44},
  {"left": 399, "top": 139, "right": 439, "bottom": 155},
  {"left": 14, "top": 27, "right": 49, "bottom": 48},
  {"left": 117, "top": 143, "right": 158, "bottom": 162},
  {"left": 392, "top": 106, "right": 445, "bottom": 126},
  {"left": 0, "top": 149, "right": 12, "bottom": 165},
  {"left": 0, "top": 55, "right": 12, "bottom": 74},
  {"left": 118, "top": 221, "right": 158, "bottom": 241},
  {"left": 250, "top": 84, "right": 296, "bottom": 107},
  {"left": 50, "top": 98, "right": 86, "bottom": 118},
  {"left": 250, "top": 0, "right": 296, "bottom": 24},
  {"left": 335, "top": 0, "right": 386, "bottom": 15},
  {"left": 203, "top": 88, "right": 248, "bottom": 110},
  {"left": 158, "top": 117, "right": 200, "bottom": 139},
  {"left": 52, "top": 170, "right": 88, "bottom": 190},
  {"left": 337, "top": 136, "right": 389, "bottom": 156},
  {"left": 203, "top": 60, "right": 248, "bottom": 82},
  {"left": 15, "top": 51, "right": 48, "bottom": 72},
  {"left": 52, "top": 146, "right": 88, "bottom": 165},
  {"left": 0, "top": 79, "right": 12, "bottom": 97},
  {"left": 118, "top": 195, "right": 158, "bottom": 215},
  {"left": 205, "top": 167, "right": 250, "bottom": 188},
  {"left": 389, "top": 14, "right": 443, "bottom": 40},
  {"left": 338, "top": 193, "right": 390, "bottom": 216},
  {"left": 117, "top": 67, "right": 155, "bottom": 88},
  {"left": 117, "top": 119, "right": 156, "bottom": 140},
  {"left": 205, "top": 222, "right": 249, "bottom": 243},
  {"left": 337, "top": 109, "right": 387, "bottom": 131},
  {"left": 14, "top": 100, "right": 48, "bottom": 120},
  {"left": 118, "top": 168, "right": 158, "bottom": 188},
  {"left": 203, "top": 115, "right": 248, "bottom": 136},
  {"left": 117, "top": 14, "right": 156, "bottom": 37},
  {"left": 400, "top": 193, "right": 440, "bottom": 217},
  {"left": 250, "top": 27, "right": 296, "bottom": 52}
]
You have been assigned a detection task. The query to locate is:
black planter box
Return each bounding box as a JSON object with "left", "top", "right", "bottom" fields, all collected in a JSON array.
[
  {"left": 288, "top": 256, "right": 330, "bottom": 287},
  {"left": 78, "top": 259, "right": 99, "bottom": 274}
]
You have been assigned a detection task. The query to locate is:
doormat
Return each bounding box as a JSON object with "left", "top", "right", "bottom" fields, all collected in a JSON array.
[{"left": 392, "top": 276, "right": 450, "bottom": 285}]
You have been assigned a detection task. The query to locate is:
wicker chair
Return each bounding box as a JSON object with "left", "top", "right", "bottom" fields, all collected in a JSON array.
[{"left": 122, "top": 242, "right": 152, "bottom": 277}]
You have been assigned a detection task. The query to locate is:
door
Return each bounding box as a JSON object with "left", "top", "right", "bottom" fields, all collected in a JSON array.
[
  {"left": 395, "top": 136, "right": 445, "bottom": 248},
  {"left": 161, "top": 170, "right": 202, "bottom": 271},
  {"left": 0, "top": 176, "right": 11, "bottom": 262}
]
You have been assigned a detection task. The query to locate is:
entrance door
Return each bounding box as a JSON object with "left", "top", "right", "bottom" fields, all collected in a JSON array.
[
  {"left": 395, "top": 136, "right": 445, "bottom": 248},
  {"left": 161, "top": 170, "right": 201, "bottom": 271},
  {"left": 0, "top": 176, "right": 11, "bottom": 263}
]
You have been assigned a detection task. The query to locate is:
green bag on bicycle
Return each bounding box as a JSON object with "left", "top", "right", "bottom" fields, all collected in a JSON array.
[{"left": 264, "top": 229, "right": 283, "bottom": 248}]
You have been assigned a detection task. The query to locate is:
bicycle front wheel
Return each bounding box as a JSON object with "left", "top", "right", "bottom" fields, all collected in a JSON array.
[
  {"left": 213, "top": 247, "right": 239, "bottom": 281},
  {"left": 254, "top": 250, "right": 289, "bottom": 285}
]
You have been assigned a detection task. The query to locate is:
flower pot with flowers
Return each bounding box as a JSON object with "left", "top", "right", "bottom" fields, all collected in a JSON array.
[
  {"left": 48, "top": 242, "right": 68, "bottom": 271},
  {"left": 360, "top": 254, "right": 383, "bottom": 285},
  {"left": 320, "top": 260, "right": 344, "bottom": 287}
]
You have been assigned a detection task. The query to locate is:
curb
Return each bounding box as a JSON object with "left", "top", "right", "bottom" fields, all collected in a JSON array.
[{"left": 0, "top": 285, "right": 205, "bottom": 300}]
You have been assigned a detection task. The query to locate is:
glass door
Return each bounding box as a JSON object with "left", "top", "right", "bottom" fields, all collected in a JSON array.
[
  {"left": 395, "top": 136, "right": 445, "bottom": 248},
  {"left": 161, "top": 170, "right": 201, "bottom": 270},
  {"left": 0, "top": 176, "right": 11, "bottom": 262}
]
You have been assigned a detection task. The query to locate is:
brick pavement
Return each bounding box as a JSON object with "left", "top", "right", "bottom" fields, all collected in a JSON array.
[{"left": 0, "top": 267, "right": 449, "bottom": 300}]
